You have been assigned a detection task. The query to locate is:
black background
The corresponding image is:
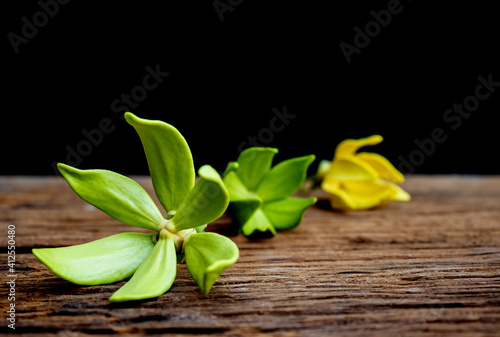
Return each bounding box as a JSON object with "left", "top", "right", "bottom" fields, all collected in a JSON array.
[{"left": 3, "top": 1, "right": 500, "bottom": 176}]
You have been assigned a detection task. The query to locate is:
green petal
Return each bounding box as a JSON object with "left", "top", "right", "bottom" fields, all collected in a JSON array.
[
  {"left": 315, "top": 159, "right": 332, "bottom": 181},
  {"left": 222, "top": 161, "right": 239, "bottom": 176},
  {"left": 223, "top": 169, "right": 253, "bottom": 201},
  {"left": 228, "top": 199, "right": 262, "bottom": 228},
  {"left": 235, "top": 147, "right": 278, "bottom": 191},
  {"left": 109, "top": 234, "right": 177, "bottom": 302},
  {"left": 57, "top": 163, "right": 163, "bottom": 231},
  {"left": 184, "top": 232, "right": 239, "bottom": 294},
  {"left": 125, "top": 112, "right": 195, "bottom": 213},
  {"left": 223, "top": 169, "right": 262, "bottom": 229},
  {"left": 171, "top": 165, "right": 229, "bottom": 231},
  {"left": 32, "top": 233, "right": 154, "bottom": 285},
  {"left": 195, "top": 225, "right": 208, "bottom": 233},
  {"left": 241, "top": 208, "right": 276, "bottom": 237},
  {"left": 262, "top": 197, "right": 317, "bottom": 230},
  {"left": 255, "top": 155, "right": 315, "bottom": 202}
]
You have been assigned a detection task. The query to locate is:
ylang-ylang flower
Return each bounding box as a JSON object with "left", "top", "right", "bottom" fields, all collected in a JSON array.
[{"left": 317, "top": 135, "right": 410, "bottom": 210}]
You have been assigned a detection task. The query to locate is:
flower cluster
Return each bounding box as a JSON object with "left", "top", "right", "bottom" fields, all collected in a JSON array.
[{"left": 34, "top": 113, "right": 410, "bottom": 303}]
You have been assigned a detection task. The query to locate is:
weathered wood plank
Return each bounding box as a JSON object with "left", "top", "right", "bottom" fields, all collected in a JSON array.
[{"left": 1, "top": 175, "right": 500, "bottom": 336}]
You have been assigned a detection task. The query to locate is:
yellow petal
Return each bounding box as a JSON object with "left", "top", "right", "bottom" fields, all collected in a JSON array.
[
  {"left": 344, "top": 180, "right": 410, "bottom": 209},
  {"left": 324, "top": 156, "right": 378, "bottom": 182},
  {"left": 321, "top": 181, "right": 357, "bottom": 210},
  {"left": 322, "top": 180, "right": 410, "bottom": 210},
  {"left": 334, "top": 135, "right": 383, "bottom": 158},
  {"left": 342, "top": 181, "right": 393, "bottom": 209},
  {"left": 356, "top": 152, "right": 405, "bottom": 184},
  {"left": 389, "top": 183, "right": 411, "bottom": 202}
]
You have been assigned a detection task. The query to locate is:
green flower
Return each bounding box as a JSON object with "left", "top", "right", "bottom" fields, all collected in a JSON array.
[
  {"left": 33, "top": 112, "right": 239, "bottom": 301},
  {"left": 223, "top": 147, "right": 317, "bottom": 238}
]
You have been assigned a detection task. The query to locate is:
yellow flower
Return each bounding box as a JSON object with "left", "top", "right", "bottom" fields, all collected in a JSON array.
[{"left": 319, "top": 135, "right": 410, "bottom": 210}]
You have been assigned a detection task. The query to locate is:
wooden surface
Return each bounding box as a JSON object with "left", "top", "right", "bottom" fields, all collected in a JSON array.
[{"left": 1, "top": 175, "right": 500, "bottom": 336}]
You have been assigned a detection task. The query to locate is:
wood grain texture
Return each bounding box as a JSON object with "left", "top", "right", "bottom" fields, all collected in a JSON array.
[{"left": 1, "top": 175, "right": 500, "bottom": 336}]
